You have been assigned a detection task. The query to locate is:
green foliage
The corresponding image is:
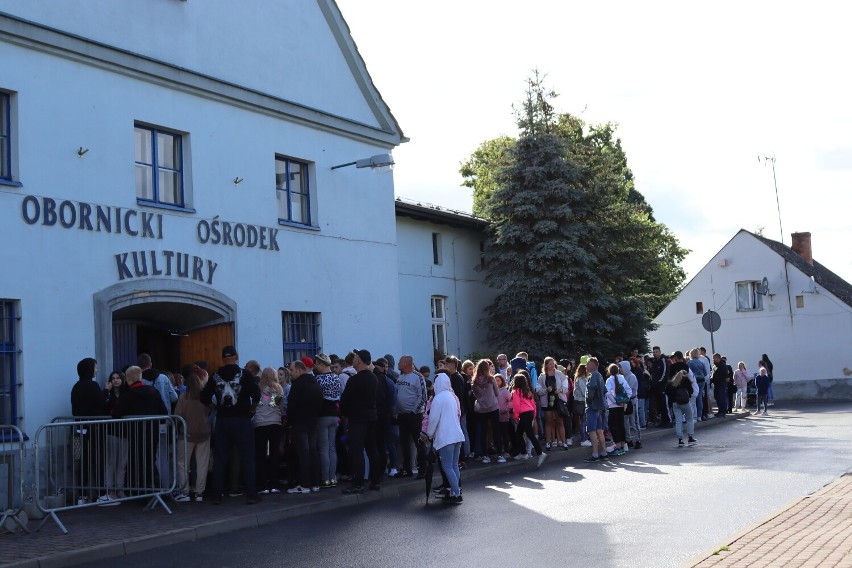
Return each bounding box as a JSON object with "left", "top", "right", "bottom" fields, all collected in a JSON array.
[{"left": 462, "top": 72, "right": 689, "bottom": 358}]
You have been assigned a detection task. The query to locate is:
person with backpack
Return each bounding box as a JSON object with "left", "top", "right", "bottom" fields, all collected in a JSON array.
[
  {"left": 605, "top": 364, "right": 632, "bottom": 456},
  {"left": 666, "top": 370, "right": 698, "bottom": 447}
]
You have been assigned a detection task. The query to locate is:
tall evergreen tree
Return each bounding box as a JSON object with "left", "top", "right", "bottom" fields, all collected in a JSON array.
[{"left": 464, "top": 73, "right": 688, "bottom": 357}]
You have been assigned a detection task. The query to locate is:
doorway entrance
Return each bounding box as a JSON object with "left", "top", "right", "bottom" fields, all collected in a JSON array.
[{"left": 94, "top": 280, "right": 237, "bottom": 378}]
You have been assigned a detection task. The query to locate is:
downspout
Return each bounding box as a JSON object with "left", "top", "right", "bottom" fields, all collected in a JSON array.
[{"left": 452, "top": 237, "right": 461, "bottom": 357}]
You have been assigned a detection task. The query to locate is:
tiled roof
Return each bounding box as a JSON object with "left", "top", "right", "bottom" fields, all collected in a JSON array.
[{"left": 748, "top": 230, "right": 852, "bottom": 309}]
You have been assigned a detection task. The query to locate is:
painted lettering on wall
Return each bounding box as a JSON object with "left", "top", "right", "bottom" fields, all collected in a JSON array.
[
  {"left": 196, "top": 219, "right": 280, "bottom": 251},
  {"left": 115, "top": 251, "right": 218, "bottom": 285},
  {"left": 21, "top": 195, "right": 163, "bottom": 239}
]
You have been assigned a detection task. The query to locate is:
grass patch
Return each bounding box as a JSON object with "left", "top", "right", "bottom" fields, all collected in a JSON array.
[{"left": 712, "top": 546, "right": 731, "bottom": 555}]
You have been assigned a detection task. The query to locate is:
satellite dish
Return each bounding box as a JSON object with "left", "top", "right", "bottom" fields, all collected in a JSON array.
[{"left": 756, "top": 276, "right": 770, "bottom": 295}]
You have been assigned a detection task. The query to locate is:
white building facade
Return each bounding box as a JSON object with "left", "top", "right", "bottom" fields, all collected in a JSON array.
[
  {"left": 0, "top": 0, "right": 407, "bottom": 435},
  {"left": 395, "top": 199, "right": 496, "bottom": 370},
  {"left": 650, "top": 230, "right": 852, "bottom": 400}
]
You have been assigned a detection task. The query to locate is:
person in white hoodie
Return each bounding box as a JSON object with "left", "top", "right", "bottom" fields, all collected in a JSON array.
[
  {"left": 425, "top": 374, "right": 465, "bottom": 504},
  {"left": 536, "top": 357, "right": 571, "bottom": 450},
  {"left": 605, "top": 363, "right": 633, "bottom": 456}
]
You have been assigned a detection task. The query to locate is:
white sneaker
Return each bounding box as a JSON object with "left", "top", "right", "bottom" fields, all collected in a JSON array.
[
  {"left": 606, "top": 445, "right": 615, "bottom": 453},
  {"left": 496, "top": 455, "right": 507, "bottom": 463},
  {"left": 172, "top": 492, "right": 191, "bottom": 502},
  {"left": 581, "top": 440, "right": 592, "bottom": 447},
  {"left": 287, "top": 486, "right": 311, "bottom": 494},
  {"left": 77, "top": 497, "right": 89, "bottom": 506},
  {"left": 537, "top": 452, "right": 548, "bottom": 468},
  {"left": 96, "top": 495, "right": 119, "bottom": 506},
  {"left": 564, "top": 439, "right": 573, "bottom": 446},
  {"left": 516, "top": 453, "right": 530, "bottom": 460},
  {"left": 545, "top": 442, "right": 551, "bottom": 449},
  {"left": 388, "top": 468, "right": 399, "bottom": 477},
  {"left": 481, "top": 456, "right": 491, "bottom": 464}
]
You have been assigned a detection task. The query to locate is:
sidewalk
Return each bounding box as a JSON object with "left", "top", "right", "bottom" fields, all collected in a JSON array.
[
  {"left": 687, "top": 472, "right": 852, "bottom": 568},
  {"left": 2, "top": 411, "right": 744, "bottom": 568}
]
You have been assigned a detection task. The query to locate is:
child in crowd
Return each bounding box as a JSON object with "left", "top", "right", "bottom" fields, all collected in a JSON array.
[
  {"left": 496, "top": 375, "right": 512, "bottom": 461},
  {"left": 733, "top": 362, "right": 749, "bottom": 410},
  {"left": 755, "top": 367, "right": 771, "bottom": 415}
]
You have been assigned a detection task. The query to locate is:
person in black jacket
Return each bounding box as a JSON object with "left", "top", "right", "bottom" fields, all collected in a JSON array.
[
  {"left": 70, "top": 357, "right": 106, "bottom": 504},
  {"left": 201, "top": 345, "right": 261, "bottom": 504},
  {"left": 372, "top": 358, "right": 396, "bottom": 482},
  {"left": 114, "top": 366, "right": 168, "bottom": 494},
  {"left": 286, "top": 359, "right": 323, "bottom": 494},
  {"left": 711, "top": 353, "right": 729, "bottom": 417},
  {"left": 340, "top": 348, "right": 379, "bottom": 494},
  {"left": 650, "top": 347, "right": 671, "bottom": 427}
]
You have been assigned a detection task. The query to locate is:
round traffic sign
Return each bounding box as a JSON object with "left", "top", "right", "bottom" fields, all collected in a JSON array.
[{"left": 702, "top": 310, "right": 721, "bottom": 333}]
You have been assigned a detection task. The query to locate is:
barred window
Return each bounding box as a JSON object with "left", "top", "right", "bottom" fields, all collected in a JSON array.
[
  {"left": 282, "top": 311, "right": 322, "bottom": 366},
  {"left": 0, "top": 299, "right": 21, "bottom": 428}
]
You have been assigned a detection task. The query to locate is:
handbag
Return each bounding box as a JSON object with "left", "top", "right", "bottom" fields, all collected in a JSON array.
[{"left": 555, "top": 397, "right": 570, "bottom": 419}]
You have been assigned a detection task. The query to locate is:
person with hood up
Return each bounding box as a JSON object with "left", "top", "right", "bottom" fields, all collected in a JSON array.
[
  {"left": 424, "top": 374, "right": 465, "bottom": 504},
  {"left": 620, "top": 360, "right": 641, "bottom": 450}
]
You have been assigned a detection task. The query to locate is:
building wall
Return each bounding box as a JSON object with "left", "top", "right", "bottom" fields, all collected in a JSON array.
[
  {"left": 0, "top": 5, "right": 402, "bottom": 434},
  {"left": 396, "top": 216, "right": 495, "bottom": 371},
  {"left": 650, "top": 231, "right": 852, "bottom": 399},
  {"left": 0, "top": 0, "right": 378, "bottom": 126}
]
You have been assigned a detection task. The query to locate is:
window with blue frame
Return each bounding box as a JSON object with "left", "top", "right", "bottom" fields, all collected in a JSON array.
[
  {"left": 0, "top": 300, "right": 20, "bottom": 427},
  {"left": 135, "top": 124, "right": 184, "bottom": 208},
  {"left": 0, "top": 92, "right": 11, "bottom": 181},
  {"left": 282, "top": 311, "right": 321, "bottom": 366},
  {"left": 275, "top": 156, "right": 312, "bottom": 226}
]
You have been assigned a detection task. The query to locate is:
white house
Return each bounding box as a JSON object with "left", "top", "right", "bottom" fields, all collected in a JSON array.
[
  {"left": 395, "top": 198, "right": 496, "bottom": 370},
  {"left": 650, "top": 230, "right": 852, "bottom": 400},
  {"left": 0, "top": 0, "right": 407, "bottom": 437}
]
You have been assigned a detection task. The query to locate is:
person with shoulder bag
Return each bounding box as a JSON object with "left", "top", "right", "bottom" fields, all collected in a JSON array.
[{"left": 666, "top": 370, "right": 698, "bottom": 447}]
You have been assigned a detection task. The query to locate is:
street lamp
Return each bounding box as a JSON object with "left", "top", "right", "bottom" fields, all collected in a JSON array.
[{"left": 330, "top": 153, "right": 395, "bottom": 171}]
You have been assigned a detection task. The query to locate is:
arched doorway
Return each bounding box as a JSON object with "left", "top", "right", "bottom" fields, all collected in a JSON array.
[{"left": 94, "top": 280, "right": 237, "bottom": 376}]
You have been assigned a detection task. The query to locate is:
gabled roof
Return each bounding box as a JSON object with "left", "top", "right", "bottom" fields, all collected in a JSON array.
[
  {"left": 746, "top": 230, "right": 852, "bottom": 309},
  {"left": 394, "top": 197, "right": 490, "bottom": 231}
]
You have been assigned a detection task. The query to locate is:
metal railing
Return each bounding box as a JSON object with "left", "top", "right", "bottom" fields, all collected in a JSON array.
[
  {"left": 34, "top": 415, "right": 186, "bottom": 534},
  {"left": 0, "top": 424, "right": 27, "bottom": 534}
]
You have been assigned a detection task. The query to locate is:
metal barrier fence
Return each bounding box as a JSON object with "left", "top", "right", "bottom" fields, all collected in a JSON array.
[
  {"left": 0, "top": 424, "right": 27, "bottom": 534},
  {"left": 34, "top": 415, "right": 187, "bottom": 534}
]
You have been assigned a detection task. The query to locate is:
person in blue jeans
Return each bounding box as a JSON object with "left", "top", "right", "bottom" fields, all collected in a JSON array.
[
  {"left": 687, "top": 348, "right": 707, "bottom": 422},
  {"left": 425, "top": 374, "right": 465, "bottom": 503},
  {"left": 666, "top": 370, "right": 698, "bottom": 447}
]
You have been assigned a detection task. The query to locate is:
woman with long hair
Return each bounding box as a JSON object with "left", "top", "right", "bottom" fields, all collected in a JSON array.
[
  {"left": 471, "top": 359, "right": 504, "bottom": 463},
  {"left": 573, "top": 364, "right": 589, "bottom": 446},
  {"left": 174, "top": 366, "right": 211, "bottom": 501},
  {"left": 733, "top": 362, "right": 749, "bottom": 410},
  {"left": 666, "top": 370, "right": 697, "bottom": 447},
  {"left": 605, "top": 363, "right": 632, "bottom": 456},
  {"left": 537, "top": 357, "right": 570, "bottom": 449},
  {"left": 509, "top": 373, "right": 546, "bottom": 467},
  {"left": 253, "top": 367, "right": 284, "bottom": 494},
  {"left": 100, "top": 370, "right": 127, "bottom": 505},
  {"left": 761, "top": 354, "right": 775, "bottom": 406}
]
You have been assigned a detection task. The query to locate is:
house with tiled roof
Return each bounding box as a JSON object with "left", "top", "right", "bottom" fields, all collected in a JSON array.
[{"left": 650, "top": 230, "right": 852, "bottom": 400}]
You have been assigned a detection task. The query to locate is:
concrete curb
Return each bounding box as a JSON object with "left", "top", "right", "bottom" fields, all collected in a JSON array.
[{"left": 2, "top": 411, "right": 750, "bottom": 568}]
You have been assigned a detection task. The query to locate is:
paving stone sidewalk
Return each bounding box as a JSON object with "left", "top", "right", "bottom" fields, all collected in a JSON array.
[{"left": 688, "top": 473, "right": 852, "bottom": 567}]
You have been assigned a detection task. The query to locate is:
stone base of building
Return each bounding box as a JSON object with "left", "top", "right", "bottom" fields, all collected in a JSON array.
[{"left": 774, "top": 378, "right": 852, "bottom": 401}]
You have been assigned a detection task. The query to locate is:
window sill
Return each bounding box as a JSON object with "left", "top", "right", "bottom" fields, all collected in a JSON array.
[
  {"left": 0, "top": 178, "right": 23, "bottom": 188},
  {"left": 136, "top": 199, "right": 196, "bottom": 214},
  {"left": 278, "top": 219, "right": 320, "bottom": 232},
  {"left": 736, "top": 308, "right": 764, "bottom": 312}
]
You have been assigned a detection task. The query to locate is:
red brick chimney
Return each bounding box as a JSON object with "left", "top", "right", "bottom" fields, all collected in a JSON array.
[{"left": 791, "top": 232, "right": 813, "bottom": 265}]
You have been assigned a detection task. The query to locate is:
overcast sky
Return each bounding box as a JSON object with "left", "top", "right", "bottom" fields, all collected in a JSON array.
[{"left": 336, "top": 0, "right": 852, "bottom": 283}]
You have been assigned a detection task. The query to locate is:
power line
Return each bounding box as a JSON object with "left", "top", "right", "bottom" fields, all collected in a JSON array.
[{"left": 758, "top": 154, "right": 784, "bottom": 245}]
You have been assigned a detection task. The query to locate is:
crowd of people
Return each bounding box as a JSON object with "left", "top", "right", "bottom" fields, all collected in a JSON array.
[{"left": 69, "top": 345, "right": 776, "bottom": 506}]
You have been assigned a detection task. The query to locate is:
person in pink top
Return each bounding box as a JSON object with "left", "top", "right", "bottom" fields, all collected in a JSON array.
[
  {"left": 733, "top": 362, "right": 749, "bottom": 410},
  {"left": 509, "top": 373, "right": 546, "bottom": 467}
]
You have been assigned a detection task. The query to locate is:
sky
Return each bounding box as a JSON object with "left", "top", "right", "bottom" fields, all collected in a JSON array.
[{"left": 336, "top": 0, "right": 852, "bottom": 283}]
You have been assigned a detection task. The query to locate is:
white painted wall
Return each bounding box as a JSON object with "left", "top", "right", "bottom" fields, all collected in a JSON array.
[
  {"left": 650, "top": 231, "right": 852, "bottom": 386},
  {"left": 0, "top": 6, "right": 402, "bottom": 434},
  {"left": 0, "top": 0, "right": 378, "bottom": 126},
  {"left": 396, "top": 215, "right": 495, "bottom": 371}
]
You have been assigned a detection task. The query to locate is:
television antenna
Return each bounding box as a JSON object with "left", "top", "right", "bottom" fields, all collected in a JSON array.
[{"left": 758, "top": 154, "right": 784, "bottom": 244}]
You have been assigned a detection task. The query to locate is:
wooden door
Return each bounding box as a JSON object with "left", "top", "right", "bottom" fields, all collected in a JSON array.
[{"left": 179, "top": 322, "right": 234, "bottom": 371}]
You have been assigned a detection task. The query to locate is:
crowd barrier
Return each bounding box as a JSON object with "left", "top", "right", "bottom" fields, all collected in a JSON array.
[
  {"left": 0, "top": 425, "right": 27, "bottom": 534},
  {"left": 34, "top": 415, "right": 186, "bottom": 534}
]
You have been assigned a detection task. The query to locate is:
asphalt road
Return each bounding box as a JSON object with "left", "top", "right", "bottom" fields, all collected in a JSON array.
[{"left": 82, "top": 402, "right": 852, "bottom": 568}]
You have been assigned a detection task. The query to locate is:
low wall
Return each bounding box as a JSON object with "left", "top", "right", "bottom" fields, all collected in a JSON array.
[{"left": 774, "top": 377, "right": 852, "bottom": 401}]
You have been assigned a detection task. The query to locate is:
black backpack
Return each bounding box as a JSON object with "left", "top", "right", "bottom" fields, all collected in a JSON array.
[{"left": 674, "top": 377, "right": 691, "bottom": 405}]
